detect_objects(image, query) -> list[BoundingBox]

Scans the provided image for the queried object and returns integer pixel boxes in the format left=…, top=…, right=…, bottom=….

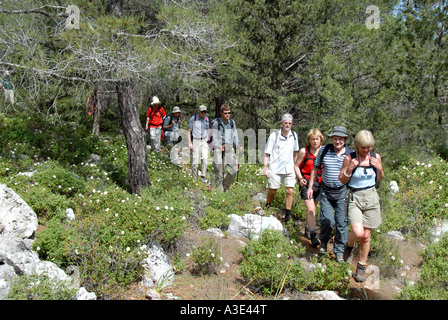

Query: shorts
left=268, top=172, right=296, bottom=189
left=346, top=187, right=382, bottom=228
left=300, top=184, right=321, bottom=201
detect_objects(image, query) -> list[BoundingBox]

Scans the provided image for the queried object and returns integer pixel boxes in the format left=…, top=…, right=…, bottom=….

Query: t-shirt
left=147, top=106, right=166, bottom=127
left=314, top=145, right=348, bottom=189
left=265, top=129, right=299, bottom=174
left=188, top=114, right=209, bottom=139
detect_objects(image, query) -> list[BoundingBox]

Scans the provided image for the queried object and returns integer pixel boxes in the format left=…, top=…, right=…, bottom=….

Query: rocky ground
left=122, top=220, right=424, bottom=301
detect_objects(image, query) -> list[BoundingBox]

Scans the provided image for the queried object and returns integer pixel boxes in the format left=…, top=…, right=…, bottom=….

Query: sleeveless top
left=300, top=146, right=322, bottom=183
left=347, top=153, right=377, bottom=190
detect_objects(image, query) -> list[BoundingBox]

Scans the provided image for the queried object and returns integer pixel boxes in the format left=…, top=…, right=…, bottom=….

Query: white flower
left=211, top=253, right=215, bottom=257
left=277, top=253, right=282, bottom=258
left=428, top=163, right=432, bottom=167
left=121, top=230, right=125, bottom=235
left=126, top=247, right=130, bottom=252
left=53, top=175, right=56, bottom=178
left=391, top=256, right=396, bottom=261
left=156, top=206, right=160, bottom=210
left=429, top=180, right=433, bottom=184
left=170, top=207, right=174, bottom=210
left=165, top=205, right=169, bottom=210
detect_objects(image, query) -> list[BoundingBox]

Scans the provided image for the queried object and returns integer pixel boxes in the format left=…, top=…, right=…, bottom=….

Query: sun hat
left=172, top=106, right=181, bottom=113
left=151, top=96, right=161, bottom=105
left=328, top=126, right=348, bottom=138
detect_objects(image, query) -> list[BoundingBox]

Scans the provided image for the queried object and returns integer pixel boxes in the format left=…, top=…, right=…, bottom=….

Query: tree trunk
left=92, top=88, right=100, bottom=136
left=116, top=79, right=151, bottom=194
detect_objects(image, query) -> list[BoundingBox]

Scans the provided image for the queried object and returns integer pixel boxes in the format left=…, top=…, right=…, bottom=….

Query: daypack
left=162, top=114, right=181, bottom=132
left=318, top=143, right=353, bottom=164
left=208, top=117, right=235, bottom=145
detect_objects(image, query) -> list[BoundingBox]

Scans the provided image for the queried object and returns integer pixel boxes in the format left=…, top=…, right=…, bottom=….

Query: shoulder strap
left=299, top=146, right=309, bottom=170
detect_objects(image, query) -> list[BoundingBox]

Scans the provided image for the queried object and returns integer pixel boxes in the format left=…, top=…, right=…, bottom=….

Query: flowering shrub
left=238, top=229, right=307, bottom=295
left=383, top=156, right=448, bottom=239
left=190, top=236, right=223, bottom=275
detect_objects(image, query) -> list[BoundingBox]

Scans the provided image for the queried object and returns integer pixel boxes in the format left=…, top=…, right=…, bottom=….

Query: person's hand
left=370, top=156, right=382, bottom=171
left=306, top=188, right=313, bottom=200
left=299, top=178, right=307, bottom=187
left=189, top=142, right=193, bottom=150
left=264, top=167, right=269, bottom=178
left=348, top=157, right=359, bottom=172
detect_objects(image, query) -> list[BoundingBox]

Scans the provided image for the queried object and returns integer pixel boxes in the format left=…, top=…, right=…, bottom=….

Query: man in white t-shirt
left=264, top=113, right=300, bottom=222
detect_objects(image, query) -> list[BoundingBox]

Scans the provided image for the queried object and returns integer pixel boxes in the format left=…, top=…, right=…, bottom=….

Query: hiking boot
left=318, top=242, right=327, bottom=254
left=310, top=232, right=320, bottom=248
left=343, top=244, right=354, bottom=262
left=335, top=254, right=344, bottom=263
left=284, top=213, right=291, bottom=223
left=355, top=262, right=367, bottom=282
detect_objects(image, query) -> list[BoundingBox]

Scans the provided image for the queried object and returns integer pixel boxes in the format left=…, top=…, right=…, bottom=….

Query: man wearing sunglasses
left=211, top=104, right=242, bottom=192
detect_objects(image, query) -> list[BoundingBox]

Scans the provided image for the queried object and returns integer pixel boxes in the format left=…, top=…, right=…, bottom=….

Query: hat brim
left=328, top=132, right=348, bottom=138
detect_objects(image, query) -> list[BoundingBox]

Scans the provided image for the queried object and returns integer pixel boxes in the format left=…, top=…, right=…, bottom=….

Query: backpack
left=148, top=106, right=163, bottom=125
left=162, top=114, right=181, bottom=132
left=208, top=118, right=235, bottom=145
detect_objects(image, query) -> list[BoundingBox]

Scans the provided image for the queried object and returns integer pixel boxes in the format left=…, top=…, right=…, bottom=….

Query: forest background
left=1, top=0, right=448, bottom=300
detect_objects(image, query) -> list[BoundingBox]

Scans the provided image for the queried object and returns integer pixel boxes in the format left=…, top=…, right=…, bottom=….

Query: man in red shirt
left=145, top=96, right=166, bottom=152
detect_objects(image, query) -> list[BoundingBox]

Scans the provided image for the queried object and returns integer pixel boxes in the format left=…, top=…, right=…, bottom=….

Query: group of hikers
left=144, top=97, right=385, bottom=283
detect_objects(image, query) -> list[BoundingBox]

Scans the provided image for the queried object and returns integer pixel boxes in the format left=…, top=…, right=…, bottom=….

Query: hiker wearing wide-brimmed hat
left=307, top=126, right=353, bottom=262
left=163, top=106, right=182, bottom=145
left=145, top=96, right=166, bottom=152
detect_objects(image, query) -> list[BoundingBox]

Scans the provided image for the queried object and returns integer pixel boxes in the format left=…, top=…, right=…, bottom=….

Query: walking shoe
left=318, top=242, right=327, bottom=254
left=355, top=262, right=367, bottom=282
left=335, top=254, right=344, bottom=263
left=343, top=244, right=354, bottom=262
left=310, top=232, right=320, bottom=248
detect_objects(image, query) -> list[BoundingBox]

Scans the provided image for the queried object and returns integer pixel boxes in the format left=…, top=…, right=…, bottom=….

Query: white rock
left=0, top=184, right=38, bottom=239
left=140, top=241, right=174, bottom=289
left=389, top=181, right=399, bottom=194
left=76, top=287, right=97, bottom=300
left=312, top=290, right=345, bottom=300
left=228, top=213, right=286, bottom=240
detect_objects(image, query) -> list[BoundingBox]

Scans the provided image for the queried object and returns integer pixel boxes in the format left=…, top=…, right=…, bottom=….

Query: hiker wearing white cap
left=163, top=106, right=182, bottom=145
left=188, top=105, right=210, bottom=183
left=145, top=96, right=166, bottom=152
left=264, top=113, right=300, bottom=223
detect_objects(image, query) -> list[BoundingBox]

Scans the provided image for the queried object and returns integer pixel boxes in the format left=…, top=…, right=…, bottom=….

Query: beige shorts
left=268, top=171, right=296, bottom=189
left=347, top=187, right=382, bottom=229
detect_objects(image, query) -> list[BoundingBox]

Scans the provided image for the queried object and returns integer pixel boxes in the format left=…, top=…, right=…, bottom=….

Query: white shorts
left=268, top=172, right=296, bottom=189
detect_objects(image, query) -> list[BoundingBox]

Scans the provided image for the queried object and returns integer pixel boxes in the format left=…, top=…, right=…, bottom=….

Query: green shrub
left=238, top=229, right=307, bottom=295
left=190, top=236, right=223, bottom=275
left=398, top=234, right=448, bottom=300
left=6, top=274, right=77, bottom=300
left=199, top=206, right=231, bottom=230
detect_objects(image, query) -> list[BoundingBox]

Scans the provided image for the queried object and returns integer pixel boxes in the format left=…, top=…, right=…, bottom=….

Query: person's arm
left=264, top=153, right=270, bottom=178
left=295, top=147, right=306, bottom=187
left=339, top=155, right=355, bottom=184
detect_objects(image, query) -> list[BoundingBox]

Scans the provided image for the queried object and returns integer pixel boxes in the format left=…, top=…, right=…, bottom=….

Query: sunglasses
left=223, top=111, right=231, bottom=115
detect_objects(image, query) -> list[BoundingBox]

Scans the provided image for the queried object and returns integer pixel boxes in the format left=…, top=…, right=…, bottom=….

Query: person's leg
left=191, top=139, right=200, bottom=179
left=284, top=187, right=294, bottom=222
left=319, top=196, right=335, bottom=252
left=333, top=192, right=348, bottom=257
left=200, top=140, right=209, bottom=180
left=305, top=199, right=320, bottom=247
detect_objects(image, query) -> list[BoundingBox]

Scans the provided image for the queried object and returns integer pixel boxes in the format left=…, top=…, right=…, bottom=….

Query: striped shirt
left=314, top=145, right=351, bottom=189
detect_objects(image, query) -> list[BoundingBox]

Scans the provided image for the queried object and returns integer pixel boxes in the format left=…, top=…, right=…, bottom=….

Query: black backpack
left=208, top=118, right=235, bottom=144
